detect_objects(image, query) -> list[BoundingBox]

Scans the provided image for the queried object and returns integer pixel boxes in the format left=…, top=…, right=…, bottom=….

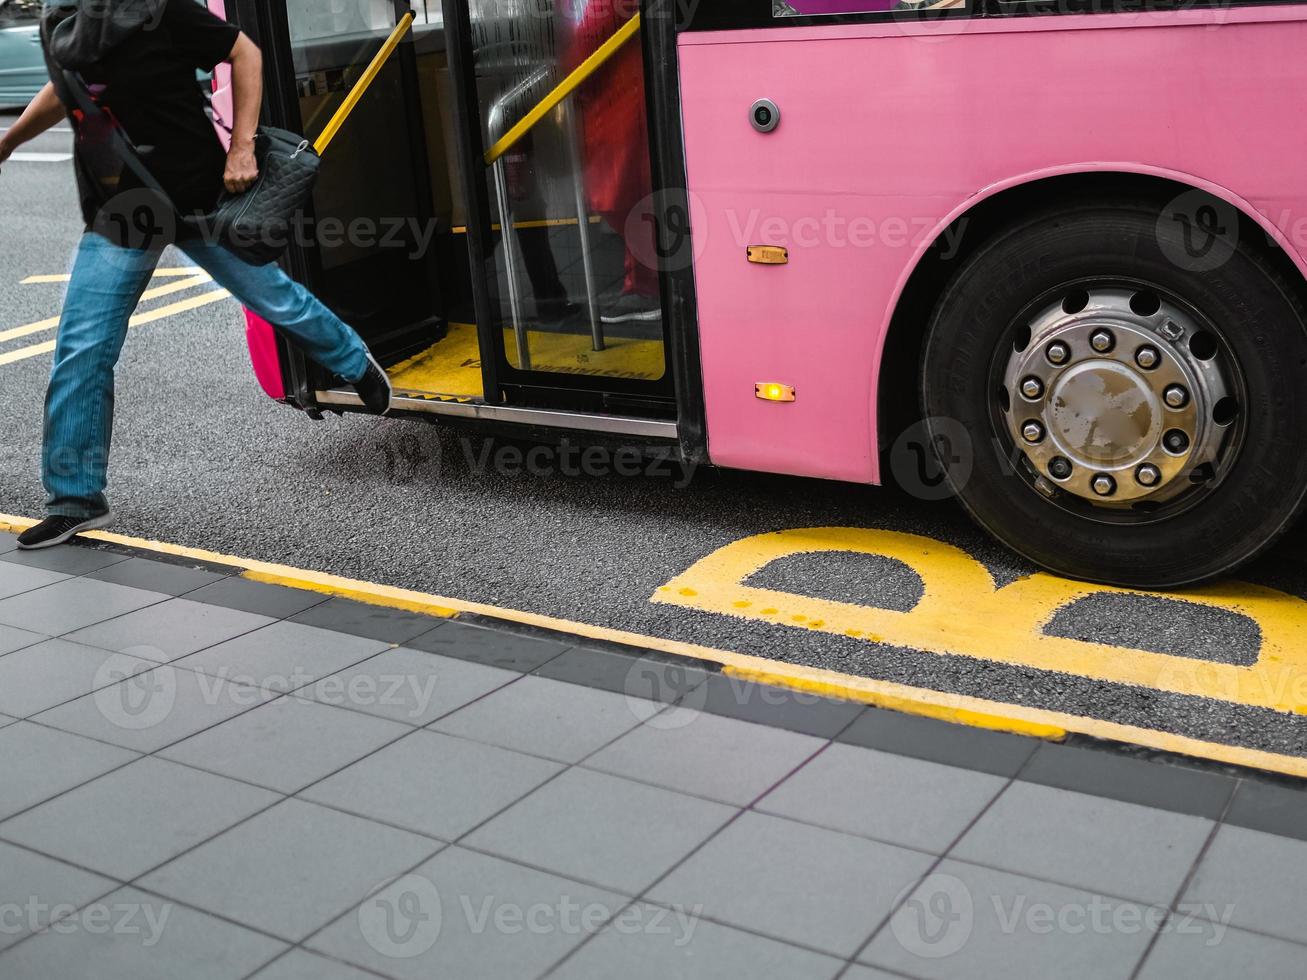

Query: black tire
left=920, top=196, right=1307, bottom=588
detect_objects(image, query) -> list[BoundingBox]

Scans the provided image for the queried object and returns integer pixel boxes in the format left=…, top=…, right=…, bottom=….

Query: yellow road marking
left=1, top=513, right=1306, bottom=778
left=0, top=275, right=213, bottom=344
left=20, top=267, right=205, bottom=285
left=0, top=289, right=231, bottom=366
left=654, top=527, right=1307, bottom=716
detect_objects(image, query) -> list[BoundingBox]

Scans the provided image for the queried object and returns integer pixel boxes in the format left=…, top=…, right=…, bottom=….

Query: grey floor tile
left=861, top=860, right=1157, bottom=980
left=757, top=744, right=1006, bottom=854
left=84, top=557, right=228, bottom=596
left=842, top=968, right=909, bottom=980
left=0, top=640, right=158, bottom=718
left=64, top=598, right=274, bottom=663
left=248, top=950, right=379, bottom=980
left=0, top=578, right=167, bottom=636
left=431, top=674, right=646, bottom=764
left=649, top=811, right=933, bottom=958
left=552, top=906, right=844, bottom=980
left=585, top=712, right=824, bottom=806
left=467, top=767, right=737, bottom=895
left=289, top=597, right=442, bottom=645
left=183, top=576, right=326, bottom=619
left=953, top=781, right=1213, bottom=905
left=309, top=845, right=625, bottom=980
left=173, top=621, right=390, bottom=695
left=535, top=646, right=709, bottom=703
left=0, top=757, right=280, bottom=880
left=1020, top=743, right=1234, bottom=820
left=0, top=532, right=17, bottom=554
left=0, top=623, right=47, bottom=657
left=159, top=695, right=410, bottom=794
left=0, top=713, right=15, bottom=729
left=0, top=886, right=288, bottom=980
left=0, top=841, right=116, bottom=952
left=1136, top=921, right=1307, bottom=978
left=137, top=799, right=440, bottom=943
left=302, top=729, right=561, bottom=840
left=2, top=546, right=128, bottom=576
left=1181, top=824, right=1307, bottom=944
left=697, top=674, right=865, bottom=739
left=301, top=647, right=517, bottom=727
left=0, top=562, right=69, bottom=601
left=1223, top=778, right=1307, bottom=843
left=838, top=709, right=1036, bottom=778
left=407, top=620, right=570, bottom=672
left=33, top=664, right=274, bottom=753
left=0, top=722, right=138, bottom=821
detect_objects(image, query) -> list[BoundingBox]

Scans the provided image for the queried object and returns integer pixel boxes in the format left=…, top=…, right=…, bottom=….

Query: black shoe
left=17, top=511, right=114, bottom=550
left=600, top=294, right=661, bottom=324
left=535, top=298, right=582, bottom=325
left=352, top=353, right=393, bottom=416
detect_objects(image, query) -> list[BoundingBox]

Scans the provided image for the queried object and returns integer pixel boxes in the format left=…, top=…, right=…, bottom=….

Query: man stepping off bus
left=0, top=0, right=393, bottom=550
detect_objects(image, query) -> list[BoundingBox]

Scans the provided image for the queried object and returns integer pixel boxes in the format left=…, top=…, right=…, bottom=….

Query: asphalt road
left=4, top=123, right=1307, bottom=767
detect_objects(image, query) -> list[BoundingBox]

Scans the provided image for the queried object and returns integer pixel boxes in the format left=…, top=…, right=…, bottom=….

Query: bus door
left=439, top=0, right=676, bottom=421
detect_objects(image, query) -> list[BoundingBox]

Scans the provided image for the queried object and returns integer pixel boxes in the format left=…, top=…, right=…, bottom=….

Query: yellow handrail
left=313, top=11, right=416, bottom=156
left=483, top=13, right=641, bottom=165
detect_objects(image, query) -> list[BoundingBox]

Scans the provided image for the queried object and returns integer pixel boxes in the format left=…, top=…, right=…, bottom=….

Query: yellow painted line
left=21, top=267, right=205, bottom=285
left=655, top=527, right=1307, bottom=717
left=2, top=513, right=1307, bottom=778
left=484, top=14, right=641, bottom=165
left=0, top=275, right=212, bottom=345
left=451, top=216, right=603, bottom=235
left=0, top=288, right=231, bottom=366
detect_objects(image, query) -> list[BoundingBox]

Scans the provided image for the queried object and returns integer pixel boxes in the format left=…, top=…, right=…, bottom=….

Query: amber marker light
left=755, top=382, right=796, bottom=402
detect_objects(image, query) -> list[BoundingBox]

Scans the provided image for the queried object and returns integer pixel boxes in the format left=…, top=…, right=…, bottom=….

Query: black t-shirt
left=72, top=0, right=238, bottom=229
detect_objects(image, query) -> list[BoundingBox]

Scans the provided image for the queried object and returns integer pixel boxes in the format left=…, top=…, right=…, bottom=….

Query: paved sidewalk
left=0, top=530, right=1305, bottom=979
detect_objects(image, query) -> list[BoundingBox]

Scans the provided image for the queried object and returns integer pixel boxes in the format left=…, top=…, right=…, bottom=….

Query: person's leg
left=177, top=238, right=370, bottom=382
left=40, top=234, right=160, bottom=520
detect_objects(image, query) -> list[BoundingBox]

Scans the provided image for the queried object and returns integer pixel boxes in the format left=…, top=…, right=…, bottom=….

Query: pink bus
left=214, top=0, right=1307, bottom=588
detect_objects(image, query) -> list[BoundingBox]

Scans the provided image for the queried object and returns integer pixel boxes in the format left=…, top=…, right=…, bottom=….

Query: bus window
left=464, top=0, right=667, bottom=383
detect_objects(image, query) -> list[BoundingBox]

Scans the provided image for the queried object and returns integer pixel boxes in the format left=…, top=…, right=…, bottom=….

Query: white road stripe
left=8, top=152, right=72, bottom=163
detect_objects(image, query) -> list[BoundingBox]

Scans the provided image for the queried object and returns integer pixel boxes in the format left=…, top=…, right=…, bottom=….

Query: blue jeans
left=43, top=232, right=371, bottom=518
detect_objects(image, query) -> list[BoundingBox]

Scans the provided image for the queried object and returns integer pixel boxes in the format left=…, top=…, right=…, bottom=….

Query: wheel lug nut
left=1022, top=421, right=1045, bottom=444
left=1136, top=463, right=1161, bottom=487
left=1164, top=429, right=1191, bottom=454
left=1046, top=342, right=1070, bottom=366
left=1164, top=385, right=1189, bottom=409
left=1048, top=457, right=1073, bottom=480
left=1020, top=377, right=1044, bottom=400
left=1092, top=474, right=1117, bottom=497
left=1135, top=346, right=1160, bottom=370
left=1090, top=329, right=1115, bottom=353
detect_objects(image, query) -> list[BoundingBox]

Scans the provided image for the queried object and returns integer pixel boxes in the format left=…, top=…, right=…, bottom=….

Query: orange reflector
left=747, top=245, right=789, bottom=265
left=755, top=382, right=796, bottom=402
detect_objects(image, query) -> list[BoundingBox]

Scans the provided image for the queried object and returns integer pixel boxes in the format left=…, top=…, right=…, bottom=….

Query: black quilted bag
left=205, top=128, right=321, bottom=266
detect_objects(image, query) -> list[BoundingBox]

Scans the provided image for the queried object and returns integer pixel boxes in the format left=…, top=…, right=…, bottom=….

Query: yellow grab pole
left=483, top=13, right=641, bottom=165
left=313, top=11, right=416, bottom=156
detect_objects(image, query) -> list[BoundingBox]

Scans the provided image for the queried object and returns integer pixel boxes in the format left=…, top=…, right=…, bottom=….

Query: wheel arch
left=875, top=166, right=1307, bottom=453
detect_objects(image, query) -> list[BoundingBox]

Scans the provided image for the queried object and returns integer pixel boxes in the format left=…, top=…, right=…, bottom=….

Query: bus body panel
left=678, top=8, right=1307, bottom=485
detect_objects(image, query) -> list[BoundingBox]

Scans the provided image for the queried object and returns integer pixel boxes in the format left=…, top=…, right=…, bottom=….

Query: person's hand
left=223, top=142, right=258, bottom=194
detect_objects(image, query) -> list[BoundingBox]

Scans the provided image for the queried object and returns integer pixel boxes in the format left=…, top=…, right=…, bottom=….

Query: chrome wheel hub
left=1002, top=287, right=1238, bottom=507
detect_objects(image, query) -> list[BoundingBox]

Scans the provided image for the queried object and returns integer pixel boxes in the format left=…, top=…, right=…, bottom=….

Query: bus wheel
left=920, top=197, right=1307, bottom=588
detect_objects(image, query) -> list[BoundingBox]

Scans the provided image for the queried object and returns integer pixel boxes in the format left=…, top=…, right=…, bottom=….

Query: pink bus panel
left=679, top=8, right=1307, bottom=485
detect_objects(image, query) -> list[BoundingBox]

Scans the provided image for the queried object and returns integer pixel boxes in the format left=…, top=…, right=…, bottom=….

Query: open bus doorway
left=241, top=0, right=673, bottom=414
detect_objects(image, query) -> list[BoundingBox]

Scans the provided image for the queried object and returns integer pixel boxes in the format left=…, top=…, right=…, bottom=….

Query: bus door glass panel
left=465, top=0, right=666, bottom=383
left=283, top=1, right=467, bottom=367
